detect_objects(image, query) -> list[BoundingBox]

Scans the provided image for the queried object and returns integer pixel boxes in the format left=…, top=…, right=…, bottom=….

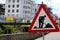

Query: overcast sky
left=33, top=0, right=60, bottom=18
left=0, top=0, right=60, bottom=18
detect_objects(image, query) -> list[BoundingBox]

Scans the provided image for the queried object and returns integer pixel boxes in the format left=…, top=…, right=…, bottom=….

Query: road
left=35, top=32, right=60, bottom=40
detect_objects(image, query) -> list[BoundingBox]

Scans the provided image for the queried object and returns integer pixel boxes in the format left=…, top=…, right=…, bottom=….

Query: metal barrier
left=0, top=23, right=31, bottom=25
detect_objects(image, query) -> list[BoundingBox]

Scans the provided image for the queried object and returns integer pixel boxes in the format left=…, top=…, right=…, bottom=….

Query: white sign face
left=32, top=9, right=55, bottom=30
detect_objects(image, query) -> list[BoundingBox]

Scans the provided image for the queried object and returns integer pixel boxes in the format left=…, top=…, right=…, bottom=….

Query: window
left=28, top=11, right=30, bottom=13
left=13, top=0, right=15, bottom=3
left=8, top=0, right=11, bottom=2
left=25, top=11, right=27, bottom=13
left=12, top=5, right=15, bottom=8
left=24, top=1, right=25, bottom=3
left=28, top=2, right=30, bottom=4
left=16, top=9, right=19, bottom=12
left=23, top=6, right=28, bottom=9
left=28, top=7, right=30, bottom=9
left=12, top=9, right=14, bottom=13
left=17, top=0, right=19, bottom=2
left=8, top=10, right=10, bottom=13
left=23, top=6, right=25, bottom=8
left=8, top=5, right=10, bottom=8
left=17, top=5, right=19, bottom=7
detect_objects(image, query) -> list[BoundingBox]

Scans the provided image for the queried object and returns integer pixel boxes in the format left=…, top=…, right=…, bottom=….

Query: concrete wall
left=0, top=32, right=42, bottom=40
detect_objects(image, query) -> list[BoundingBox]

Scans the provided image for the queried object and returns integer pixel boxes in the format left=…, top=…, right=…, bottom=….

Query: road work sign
left=28, top=3, right=59, bottom=32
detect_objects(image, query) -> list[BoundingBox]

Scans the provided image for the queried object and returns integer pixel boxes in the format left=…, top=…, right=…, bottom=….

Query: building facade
left=0, top=4, right=5, bottom=19
left=31, top=1, right=37, bottom=20
left=5, top=0, right=37, bottom=20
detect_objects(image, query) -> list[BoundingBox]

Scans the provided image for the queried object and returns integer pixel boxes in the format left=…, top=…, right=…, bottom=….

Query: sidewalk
left=35, top=32, right=60, bottom=40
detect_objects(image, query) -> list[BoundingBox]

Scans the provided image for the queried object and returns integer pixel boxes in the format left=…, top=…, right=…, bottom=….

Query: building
left=53, top=14, right=60, bottom=26
left=5, top=0, right=37, bottom=20
left=52, top=14, right=58, bottom=21
left=0, top=4, right=5, bottom=19
left=56, top=18, right=60, bottom=23
left=0, top=4, right=5, bottom=15
left=37, top=4, right=52, bottom=14
left=0, top=7, right=5, bottom=15
left=30, top=1, right=37, bottom=20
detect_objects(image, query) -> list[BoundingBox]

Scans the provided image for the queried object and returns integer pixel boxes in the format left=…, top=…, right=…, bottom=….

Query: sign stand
left=42, top=32, right=45, bottom=40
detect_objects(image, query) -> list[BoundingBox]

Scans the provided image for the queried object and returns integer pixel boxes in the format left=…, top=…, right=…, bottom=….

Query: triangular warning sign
left=28, top=3, right=59, bottom=32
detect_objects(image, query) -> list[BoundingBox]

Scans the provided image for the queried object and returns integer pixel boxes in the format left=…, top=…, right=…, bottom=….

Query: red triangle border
left=28, top=3, right=59, bottom=32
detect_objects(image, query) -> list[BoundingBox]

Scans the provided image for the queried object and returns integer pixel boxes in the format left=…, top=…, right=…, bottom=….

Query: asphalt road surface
left=35, top=32, right=60, bottom=40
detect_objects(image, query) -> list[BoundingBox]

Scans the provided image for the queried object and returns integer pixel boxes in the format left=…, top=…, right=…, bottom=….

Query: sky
left=0, top=0, right=60, bottom=18
left=33, top=0, right=60, bottom=18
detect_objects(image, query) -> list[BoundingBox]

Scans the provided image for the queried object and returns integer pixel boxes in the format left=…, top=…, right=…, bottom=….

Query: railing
left=0, top=23, right=31, bottom=25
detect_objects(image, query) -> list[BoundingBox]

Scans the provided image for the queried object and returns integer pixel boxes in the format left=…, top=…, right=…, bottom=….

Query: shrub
left=0, top=28, right=3, bottom=34
left=4, top=25, right=14, bottom=34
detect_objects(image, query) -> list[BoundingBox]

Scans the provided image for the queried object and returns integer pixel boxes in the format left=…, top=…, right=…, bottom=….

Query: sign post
left=42, top=32, right=44, bottom=40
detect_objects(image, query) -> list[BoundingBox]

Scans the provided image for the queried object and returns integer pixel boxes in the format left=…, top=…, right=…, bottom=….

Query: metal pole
left=7, top=29, right=8, bottom=34
left=14, top=19, right=16, bottom=27
left=42, top=32, right=44, bottom=40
